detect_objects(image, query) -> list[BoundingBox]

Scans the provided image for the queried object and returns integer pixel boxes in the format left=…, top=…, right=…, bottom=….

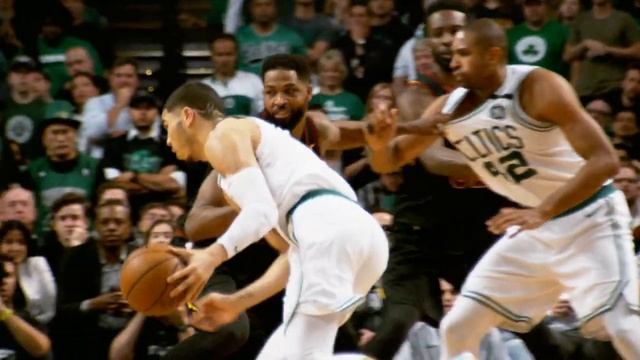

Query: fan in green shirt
left=236, top=0, right=307, bottom=75
left=310, top=50, right=364, bottom=121
left=507, top=0, right=570, bottom=77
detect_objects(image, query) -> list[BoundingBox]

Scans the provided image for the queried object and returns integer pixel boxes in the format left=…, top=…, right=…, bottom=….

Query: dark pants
left=163, top=273, right=250, bottom=359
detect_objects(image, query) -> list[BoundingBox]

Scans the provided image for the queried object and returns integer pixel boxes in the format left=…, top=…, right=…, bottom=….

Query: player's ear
left=306, top=84, right=313, bottom=102
left=487, top=46, right=504, bottom=65
left=182, top=107, right=195, bottom=127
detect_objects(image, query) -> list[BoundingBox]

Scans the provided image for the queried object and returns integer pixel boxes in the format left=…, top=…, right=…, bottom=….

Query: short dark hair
left=96, top=199, right=130, bottom=217
left=425, top=0, right=467, bottom=18
left=210, top=33, right=238, bottom=49
left=112, top=57, right=139, bottom=72
left=462, top=18, right=507, bottom=52
left=164, top=82, right=225, bottom=119
left=349, top=0, right=369, bottom=10
left=626, top=62, right=640, bottom=74
left=139, top=202, right=170, bottom=219
left=261, top=54, right=311, bottom=83
left=144, top=219, right=175, bottom=245
left=51, top=192, right=90, bottom=218
left=97, top=182, right=129, bottom=202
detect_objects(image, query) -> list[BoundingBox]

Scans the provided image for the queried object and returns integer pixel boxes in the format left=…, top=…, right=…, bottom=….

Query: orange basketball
left=120, top=244, right=184, bottom=316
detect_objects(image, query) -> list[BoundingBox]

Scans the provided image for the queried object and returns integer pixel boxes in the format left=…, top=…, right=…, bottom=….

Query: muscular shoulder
left=519, top=68, right=581, bottom=124
left=205, top=117, right=260, bottom=173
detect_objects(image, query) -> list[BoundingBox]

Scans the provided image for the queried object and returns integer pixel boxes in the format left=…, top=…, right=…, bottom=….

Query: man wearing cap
left=21, top=109, right=103, bottom=236
left=507, top=0, right=570, bottom=77
left=102, top=91, right=185, bottom=215
left=1, top=56, right=48, bottom=171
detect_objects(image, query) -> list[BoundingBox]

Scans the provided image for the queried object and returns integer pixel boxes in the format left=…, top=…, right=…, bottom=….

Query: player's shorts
left=283, top=190, right=389, bottom=327
left=461, top=185, right=640, bottom=334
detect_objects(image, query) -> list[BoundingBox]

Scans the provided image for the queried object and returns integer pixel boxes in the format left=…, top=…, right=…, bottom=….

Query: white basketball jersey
left=442, top=65, right=586, bottom=208
left=219, top=117, right=357, bottom=226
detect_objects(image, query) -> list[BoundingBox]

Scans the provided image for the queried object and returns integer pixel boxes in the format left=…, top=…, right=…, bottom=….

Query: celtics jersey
left=1, top=98, right=47, bottom=162
left=442, top=65, right=585, bottom=208
left=201, top=71, right=264, bottom=116
left=236, top=24, right=307, bottom=75
left=507, top=20, right=570, bottom=77
left=310, top=91, right=365, bottom=121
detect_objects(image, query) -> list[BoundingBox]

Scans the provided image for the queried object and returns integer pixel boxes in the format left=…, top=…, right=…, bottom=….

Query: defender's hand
left=190, top=293, right=243, bottom=332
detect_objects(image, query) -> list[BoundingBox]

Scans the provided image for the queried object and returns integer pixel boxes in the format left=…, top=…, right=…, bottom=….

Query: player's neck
left=470, top=68, right=506, bottom=100
left=321, top=84, right=343, bottom=95
left=291, top=116, right=308, bottom=139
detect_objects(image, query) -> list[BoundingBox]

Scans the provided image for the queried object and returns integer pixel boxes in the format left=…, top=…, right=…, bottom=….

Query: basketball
left=120, top=243, right=185, bottom=316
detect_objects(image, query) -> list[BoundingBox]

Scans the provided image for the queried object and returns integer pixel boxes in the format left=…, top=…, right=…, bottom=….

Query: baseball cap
left=40, top=101, right=81, bottom=131
left=130, top=90, right=161, bottom=109
left=9, top=55, right=37, bottom=73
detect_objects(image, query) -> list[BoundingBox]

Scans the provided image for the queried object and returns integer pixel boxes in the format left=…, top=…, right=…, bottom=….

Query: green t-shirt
left=570, top=10, right=640, bottom=97
left=508, top=20, right=570, bottom=77
left=236, top=24, right=307, bottom=75
left=28, top=154, right=101, bottom=236
left=37, top=36, right=104, bottom=96
left=310, top=91, right=365, bottom=121
left=1, top=98, right=47, bottom=162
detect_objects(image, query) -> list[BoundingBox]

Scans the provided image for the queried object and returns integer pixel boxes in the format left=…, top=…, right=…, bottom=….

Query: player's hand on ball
left=486, top=207, right=549, bottom=235
left=364, top=103, right=398, bottom=151
left=190, top=293, right=242, bottom=332
left=167, top=248, right=220, bottom=305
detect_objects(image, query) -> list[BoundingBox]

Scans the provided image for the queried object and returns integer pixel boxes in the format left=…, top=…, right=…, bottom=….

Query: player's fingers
left=487, top=213, right=522, bottom=234
left=169, top=274, right=194, bottom=298
left=167, top=264, right=193, bottom=284
left=168, top=247, right=192, bottom=264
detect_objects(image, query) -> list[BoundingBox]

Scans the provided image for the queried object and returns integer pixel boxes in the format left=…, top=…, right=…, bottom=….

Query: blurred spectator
left=614, top=164, right=640, bottom=234
left=64, top=46, right=95, bottom=77
left=0, top=0, right=22, bottom=58
left=507, top=0, right=570, bottom=77
left=201, top=33, right=264, bottom=116
left=310, top=50, right=365, bottom=121
left=332, top=0, right=396, bottom=101
left=166, top=201, right=186, bottom=222
left=286, top=0, right=339, bottom=62
left=0, top=255, right=52, bottom=359
left=236, top=0, right=307, bottom=75
left=81, top=58, right=139, bottom=158
left=1, top=56, right=47, bottom=170
left=55, top=200, right=133, bottom=360
left=325, top=0, right=351, bottom=29
left=357, top=171, right=403, bottom=213
left=0, top=187, right=36, bottom=231
left=557, top=0, right=581, bottom=26
left=40, top=192, right=91, bottom=280
left=617, top=0, right=640, bottom=26
left=36, top=10, right=103, bottom=97
left=410, top=37, right=457, bottom=96
left=134, top=203, right=172, bottom=246
left=468, top=0, right=522, bottom=29
left=68, top=72, right=102, bottom=115
left=392, top=0, right=467, bottom=94
left=597, top=63, right=640, bottom=120
left=28, top=69, right=76, bottom=120
left=96, top=182, right=130, bottom=208
left=0, top=221, right=56, bottom=325
left=22, top=110, right=103, bottom=237
left=60, top=0, right=113, bottom=67
left=102, top=91, right=185, bottom=215
left=611, top=110, right=640, bottom=159
left=564, top=0, right=640, bottom=99
left=368, top=0, right=413, bottom=52
left=585, top=98, right=614, bottom=135
left=145, top=219, right=175, bottom=246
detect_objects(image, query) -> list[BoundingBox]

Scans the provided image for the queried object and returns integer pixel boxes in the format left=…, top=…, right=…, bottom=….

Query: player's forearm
left=419, top=143, right=474, bottom=178
left=536, top=155, right=619, bottom=219
left=109, top=313, right=146, bottom=360
left=368, top=135, right=440, bottom=174
left=367, top=143, right=404, bottom=174
left=329, top=121, right=367, bottom=150
left=136, top=173, right=181, bottom=193
left=229, top=253, right=289, bottom=311
left=185, top=206, right=237, bottom=241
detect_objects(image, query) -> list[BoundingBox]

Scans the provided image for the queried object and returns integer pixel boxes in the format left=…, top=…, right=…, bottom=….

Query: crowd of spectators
left=1, top=0, right=640, bottom=359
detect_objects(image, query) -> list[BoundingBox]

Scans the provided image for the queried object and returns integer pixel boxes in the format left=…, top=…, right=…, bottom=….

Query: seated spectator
left=201, top=34, right=264, bottom=116
left=614, top=164, right=640, bottom=243
left=21, top=110, right=103, bottom=237
left=310, top=50, right=365, bottom=121
left=63, top=46, right=108, bottom=96
left=28, top=69, right=76, bottom=118
left=40, top=193, right=91, bottom=280
left=102, top=91, right=185, bottom=215
left=0, top=255, right=52, bottom=359
left=236, top=0, right=307, bottom=75
left=1, top=56, right=47, bottom=170
left=333, top=0, right=396, bottom=101
left=585, top=98, right=614, bottom=135
left=61, top=0, right=112, bottom=66
left=0, top=187, right=36, bottom=232
left=96, top=182, right=130, bottom=208
left=68, top=72, right=103, bottom=115
left=611, top=110, right=640, bottom=160
left=54, top=200, right=134, bottom=360
left=0, top=221, right=56, bottom=325
left=368, top=0, right=413, bottom=52
left=597, top=63, right=640, bottom=119
left=36, top=9, right=103, bottom=97
left=357, top=171, right=403, bottom=214
left=286, top=0, right=339, bottom=62
left=166, top=201, right=186, bottom=222
left=134, top=203, right=172, bottom=246
left=145, top=220, right=175, bottom=246
left=81, top=58, right=139, bottom=158
left=468, top=0, right=523, bottom=29
left=563, top=0, right=640, bottom=99
left=507, top=0, right=569, bottom=77
left=557, top=0, right=581, bottom=26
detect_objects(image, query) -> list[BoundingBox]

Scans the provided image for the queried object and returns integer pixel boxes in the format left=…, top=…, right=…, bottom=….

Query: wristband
left=0, top=308, right=14, bottom=322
